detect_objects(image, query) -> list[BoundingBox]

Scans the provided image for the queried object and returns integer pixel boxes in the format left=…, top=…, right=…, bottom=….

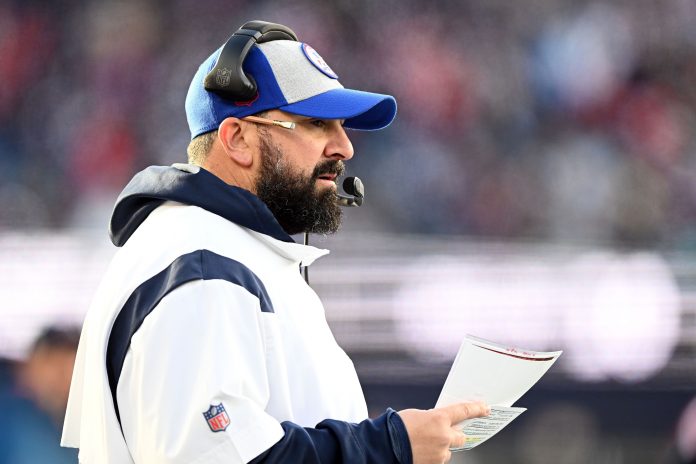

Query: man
left=62, top=21, right=488, bottom=463
left=0, top=326, right=80, bottom=464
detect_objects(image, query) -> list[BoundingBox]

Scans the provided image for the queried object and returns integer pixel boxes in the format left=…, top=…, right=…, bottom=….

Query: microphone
left=336, top=176, right=364, bottom=207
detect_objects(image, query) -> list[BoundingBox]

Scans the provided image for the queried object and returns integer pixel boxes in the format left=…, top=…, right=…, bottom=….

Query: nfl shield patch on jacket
left=203, top=403, right=230, bottom=432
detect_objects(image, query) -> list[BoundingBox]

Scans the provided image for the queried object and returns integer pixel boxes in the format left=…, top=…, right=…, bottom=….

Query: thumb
left=450, top=430, right=467, bottom=449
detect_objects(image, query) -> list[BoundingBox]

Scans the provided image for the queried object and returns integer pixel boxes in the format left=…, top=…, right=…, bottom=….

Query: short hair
left=187, top=130, right=218, bottom=165
left=31, top=326, right=81, bottom=354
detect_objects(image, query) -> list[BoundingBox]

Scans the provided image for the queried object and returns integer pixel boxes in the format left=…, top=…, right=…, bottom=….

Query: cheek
left=295, top=154, right=323, bottom=179
left=271, top=136, right=325, bottom=178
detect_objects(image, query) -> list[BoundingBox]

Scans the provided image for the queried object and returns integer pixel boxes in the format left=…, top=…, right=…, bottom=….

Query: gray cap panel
left=258, top=41, right=343, bottom=104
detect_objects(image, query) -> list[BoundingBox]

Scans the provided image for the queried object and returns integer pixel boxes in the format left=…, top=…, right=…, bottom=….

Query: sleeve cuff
left=386, top=408, right=413, bottom=464
left=249, top=409, right=413, bottom=464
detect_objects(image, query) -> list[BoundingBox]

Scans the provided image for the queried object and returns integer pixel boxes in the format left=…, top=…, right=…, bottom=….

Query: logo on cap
left=203, top=403, right=230, bottom=432
left=301, top=43, right=338, bottom=79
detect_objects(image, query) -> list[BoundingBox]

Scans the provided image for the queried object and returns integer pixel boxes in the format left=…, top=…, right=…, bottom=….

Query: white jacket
left=62, top=165, right=368, bottom=463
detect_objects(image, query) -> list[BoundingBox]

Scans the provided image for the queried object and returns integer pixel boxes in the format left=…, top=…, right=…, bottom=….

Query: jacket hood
left=109, top=164, right=294, bottom=247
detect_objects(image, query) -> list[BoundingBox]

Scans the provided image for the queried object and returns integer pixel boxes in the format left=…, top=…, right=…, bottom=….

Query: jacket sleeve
left=249, top=408, right=413, bottom=464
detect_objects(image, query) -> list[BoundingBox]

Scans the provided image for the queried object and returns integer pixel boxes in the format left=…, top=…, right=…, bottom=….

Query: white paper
left=453, top=406, right=526, bottom=450
left=436, top=335, right=562, bottom=450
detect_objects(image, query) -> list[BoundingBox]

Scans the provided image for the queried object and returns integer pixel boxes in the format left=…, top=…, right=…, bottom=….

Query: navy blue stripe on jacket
left=105, top=249, right=273, bottom=424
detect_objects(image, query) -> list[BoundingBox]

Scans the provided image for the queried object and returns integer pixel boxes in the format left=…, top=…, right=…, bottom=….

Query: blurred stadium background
left=2, top=0, right=696, bottom=462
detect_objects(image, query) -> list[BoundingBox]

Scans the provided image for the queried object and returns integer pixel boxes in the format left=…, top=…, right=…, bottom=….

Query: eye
left=309, top=119, right=327, bottom=129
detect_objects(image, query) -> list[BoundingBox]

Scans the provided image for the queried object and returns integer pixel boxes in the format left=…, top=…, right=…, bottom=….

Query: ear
left=218, top=117, right=254, bottom=167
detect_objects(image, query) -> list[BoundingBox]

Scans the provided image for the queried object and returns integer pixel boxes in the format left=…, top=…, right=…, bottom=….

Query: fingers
left=442, top=401, right=490, bottom=425
left=449, top=429, right=467, bottom=449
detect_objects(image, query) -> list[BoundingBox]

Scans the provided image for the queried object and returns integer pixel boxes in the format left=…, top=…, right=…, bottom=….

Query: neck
left=201, top=149, right=257, bottom=194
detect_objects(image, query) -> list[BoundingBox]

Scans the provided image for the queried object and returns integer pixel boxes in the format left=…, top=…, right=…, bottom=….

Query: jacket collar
left=249, top=230, right=330, bottom=266
left=110, top=164, right=294, bottom=246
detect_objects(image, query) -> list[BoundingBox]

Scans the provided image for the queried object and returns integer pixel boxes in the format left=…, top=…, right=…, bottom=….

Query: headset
left=204, top=20, right=298, bottom=101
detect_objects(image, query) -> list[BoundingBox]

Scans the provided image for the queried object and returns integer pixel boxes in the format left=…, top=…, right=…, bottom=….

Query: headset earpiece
left=204, top=21, right=298, bottom=101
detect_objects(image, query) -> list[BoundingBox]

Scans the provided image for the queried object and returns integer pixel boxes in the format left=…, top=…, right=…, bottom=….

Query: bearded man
left=62, top=21, right=488, bottom=464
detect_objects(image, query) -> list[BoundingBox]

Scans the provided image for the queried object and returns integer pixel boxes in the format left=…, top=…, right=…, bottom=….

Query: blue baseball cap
left=185, top=40, right=397, bottom=139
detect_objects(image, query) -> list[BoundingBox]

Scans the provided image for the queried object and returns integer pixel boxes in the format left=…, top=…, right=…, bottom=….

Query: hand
left=397, top=402, right=490, bottom=464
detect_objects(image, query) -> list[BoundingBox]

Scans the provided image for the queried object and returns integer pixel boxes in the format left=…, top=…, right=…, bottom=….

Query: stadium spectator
left=0, top=326, right=80, bottom=464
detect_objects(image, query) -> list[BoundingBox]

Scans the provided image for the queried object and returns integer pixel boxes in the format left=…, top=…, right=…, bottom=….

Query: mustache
left=312, top=160, right=345, bottom=179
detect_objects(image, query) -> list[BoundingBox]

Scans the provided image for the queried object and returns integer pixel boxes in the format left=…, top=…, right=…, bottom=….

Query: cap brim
left=279, top=88, right=397, bottom=131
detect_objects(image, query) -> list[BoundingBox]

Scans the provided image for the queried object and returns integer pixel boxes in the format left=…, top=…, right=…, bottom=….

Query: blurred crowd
left=0, top=0, right=690, bottom=241
left=3, top=0, right=696, bottom=249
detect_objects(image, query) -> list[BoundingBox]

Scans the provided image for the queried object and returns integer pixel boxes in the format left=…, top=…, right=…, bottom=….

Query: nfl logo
left=215, top=67, right=232, bottom=87
left=203, top=403, right=230, bottom=432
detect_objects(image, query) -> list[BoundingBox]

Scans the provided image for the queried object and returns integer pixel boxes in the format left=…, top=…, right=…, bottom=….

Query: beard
left=254, top=132, right=345, bottom=236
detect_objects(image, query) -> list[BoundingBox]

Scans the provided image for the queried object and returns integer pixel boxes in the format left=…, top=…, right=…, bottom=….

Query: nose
left=324, top=122, right=354, bottom=161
